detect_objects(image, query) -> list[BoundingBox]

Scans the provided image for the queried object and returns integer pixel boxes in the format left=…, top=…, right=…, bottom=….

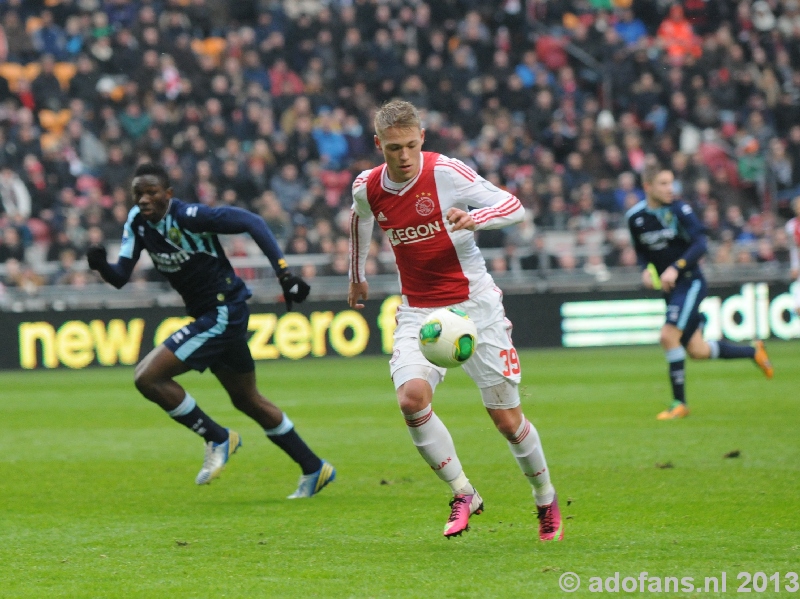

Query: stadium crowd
left=0, top=0, right=797, bottom=292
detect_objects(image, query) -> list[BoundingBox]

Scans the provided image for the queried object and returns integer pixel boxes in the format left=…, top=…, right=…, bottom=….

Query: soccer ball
left=418, top=307, right=478, bottom=368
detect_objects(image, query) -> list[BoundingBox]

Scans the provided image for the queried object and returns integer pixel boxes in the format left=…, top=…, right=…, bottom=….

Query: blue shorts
left=664, top=277, right=707, bottom=346
left=163, top=302, right=255, bottom=373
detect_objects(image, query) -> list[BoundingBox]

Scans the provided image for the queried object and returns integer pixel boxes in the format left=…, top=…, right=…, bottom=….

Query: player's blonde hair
left=374, top=100, right=421, bottom=138
left=642, top=161, right=669, bottom=184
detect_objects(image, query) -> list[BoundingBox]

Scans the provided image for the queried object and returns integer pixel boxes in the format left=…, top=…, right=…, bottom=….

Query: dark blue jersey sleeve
left=98, top=207, right=143, bottom=288
left=673, top=202, right=707, bottom=271
left=179, top=204, right=288, bottom=275
left=95, top=257, right=137, bottom=288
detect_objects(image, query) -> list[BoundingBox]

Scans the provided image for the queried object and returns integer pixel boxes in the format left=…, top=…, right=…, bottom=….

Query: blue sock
left=707, top=340, right=755, bottom=360
left=265, top=414, right=322, bottom=475
left=666, top=347, right=686, bottom=404
left=167, top=393, right=228, bottom=444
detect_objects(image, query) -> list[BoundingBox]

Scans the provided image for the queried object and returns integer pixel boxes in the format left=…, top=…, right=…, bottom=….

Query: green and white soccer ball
left=418, top=307, right=478, bottom=368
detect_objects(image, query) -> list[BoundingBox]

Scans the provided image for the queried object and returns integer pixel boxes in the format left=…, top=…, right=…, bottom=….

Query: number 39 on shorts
left=500, top=349, right=520, bottom=376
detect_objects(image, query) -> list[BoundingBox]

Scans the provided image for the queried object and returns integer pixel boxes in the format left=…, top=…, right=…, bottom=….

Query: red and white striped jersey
left=349, top=151, right=524, bottom=307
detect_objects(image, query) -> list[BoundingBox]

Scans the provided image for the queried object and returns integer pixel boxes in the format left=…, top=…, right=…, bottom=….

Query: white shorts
left=390, top=286, right=522, bottom=390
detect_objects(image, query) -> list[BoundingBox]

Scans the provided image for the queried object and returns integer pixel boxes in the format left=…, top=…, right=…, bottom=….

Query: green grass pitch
left=1, top=343, right=798, bottom=598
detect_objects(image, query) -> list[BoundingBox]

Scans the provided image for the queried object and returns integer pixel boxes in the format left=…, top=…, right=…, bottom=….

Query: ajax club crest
left=415, top=193, right=435, bottom=216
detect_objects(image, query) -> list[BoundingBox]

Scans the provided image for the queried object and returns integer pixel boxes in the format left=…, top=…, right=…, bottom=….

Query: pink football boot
left=537, top=493, right=564, bottom=541
left=443, top=490, right=484, bottom=538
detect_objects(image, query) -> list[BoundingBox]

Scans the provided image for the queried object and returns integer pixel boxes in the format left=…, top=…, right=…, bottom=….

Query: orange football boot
left=657, top=401, right=690, bottom=420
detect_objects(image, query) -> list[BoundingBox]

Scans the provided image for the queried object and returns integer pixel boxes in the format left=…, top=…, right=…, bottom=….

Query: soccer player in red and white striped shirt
left=348, top=100, right=563, bottom=540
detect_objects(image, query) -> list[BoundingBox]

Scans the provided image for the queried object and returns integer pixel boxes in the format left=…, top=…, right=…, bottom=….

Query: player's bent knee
left=133, top=368, right=158, bottom=399
left=687, top=345, right=709, bottom=360
left=396, top=379, right=431, bottom=414
left=659, top=327, right=681, bottom=349
left=133, top=363, right=170, bottom=401
left=480, top=380, right=520, bottom=410
left=230, top=392, right=261, bottom=412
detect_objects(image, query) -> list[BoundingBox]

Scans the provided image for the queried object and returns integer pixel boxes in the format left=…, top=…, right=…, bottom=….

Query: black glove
left=278, top=271, right=310, bottom=311
left=86, top=245, right=108, bottom=270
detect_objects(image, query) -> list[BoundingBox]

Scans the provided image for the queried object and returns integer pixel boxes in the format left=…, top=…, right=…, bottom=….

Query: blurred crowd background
left=0, top=0, right=798, bottom=295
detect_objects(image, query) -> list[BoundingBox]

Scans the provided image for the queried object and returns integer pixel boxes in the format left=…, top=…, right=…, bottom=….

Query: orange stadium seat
left=53, top=62, right=77, bottom=90
left=25, top=16, right=43, bottom=34
left=0, top=62, right=24, bottom=92
left=23, top=62, right=41, bottom=81
left=39, top=109, right=72, bottom=134
left=191, top=37, right=227, bottom=64
left=39, top=132, right=64, bottom=152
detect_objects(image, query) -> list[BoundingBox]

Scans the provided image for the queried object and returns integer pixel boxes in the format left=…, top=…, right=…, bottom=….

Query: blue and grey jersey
left=100, top=199, right=286, bottom=317
left=626, top=199, right=707, bottom=283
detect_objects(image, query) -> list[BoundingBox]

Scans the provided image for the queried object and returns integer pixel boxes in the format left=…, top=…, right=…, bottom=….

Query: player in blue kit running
left=87, top=163, right=335, bottom=497
left=627, top=163, right=773, bottom=420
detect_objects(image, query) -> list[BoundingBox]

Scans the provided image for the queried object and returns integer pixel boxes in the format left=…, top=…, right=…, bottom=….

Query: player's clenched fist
left=86, top=245, right=108, bottom=270
left=278, top=271, right=310, bottom=311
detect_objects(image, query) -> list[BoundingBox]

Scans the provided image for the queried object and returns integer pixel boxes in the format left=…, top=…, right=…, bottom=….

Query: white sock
left=507, top=417, right=555, bottom=506
left=405, top=405, right=472, bottom=493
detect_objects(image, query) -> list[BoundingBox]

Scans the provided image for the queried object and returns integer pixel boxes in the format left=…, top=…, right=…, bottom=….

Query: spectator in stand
left=614, top=172, right=645, bottom=212
left=657, top=5, right=702, bottom=61
left=66, top=119, right=108, bottom=175
left=312, top=108, right=348, bottom=170
left=46, top=229, right=81, bottom=262
left=0, top=167, right=32, bottom=220
left=615, top=8, right=648, bottom=47
left=32, top=10, right=66, bottom=60
left=31, top=54, right=65, bottom=110
left=2, top=258, right=45, bottom=293
left=270, top=163, right=308, bottom=215
left=766, top=138, right=799, bottom=203
left=0, top=227, right=26, bottom=263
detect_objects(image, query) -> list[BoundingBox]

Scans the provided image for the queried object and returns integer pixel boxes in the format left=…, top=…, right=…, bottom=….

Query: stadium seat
left=53, top=62, right=77, bottom=90
left=23, top=62, right=41, bottom=82
left=39, top=132, right=64, bottom=152
left=25, top=16, right=43, bottom=34
left=191, top=37, right=227, bottom=65
left=0, top=62, right=24, bottom=92
left=39, top=109, right=72, bottom=134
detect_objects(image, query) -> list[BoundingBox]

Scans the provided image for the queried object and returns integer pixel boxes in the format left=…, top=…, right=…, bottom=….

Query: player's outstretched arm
left=86, top=245, right=136, bottom=288
left=187, top=204, right=310, bottom=311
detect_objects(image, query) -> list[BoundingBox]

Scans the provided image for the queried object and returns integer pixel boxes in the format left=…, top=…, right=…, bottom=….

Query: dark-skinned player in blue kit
left=627, top=162, right=773, bottom=420
left=87, top=163, right=335, bottom=497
